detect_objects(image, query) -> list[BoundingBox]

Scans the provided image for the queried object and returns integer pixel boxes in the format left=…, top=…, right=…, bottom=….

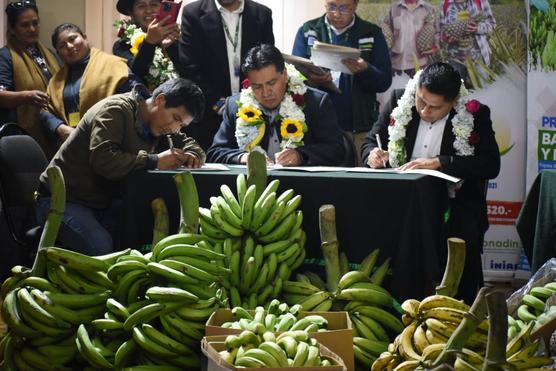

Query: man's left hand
left=398, top=157, right=441, bottom=171
left=181, top=152, right=204, bottom=168
left=342, top=58, right=368, bottom=74
left=275, top=148, right=302, bottom=167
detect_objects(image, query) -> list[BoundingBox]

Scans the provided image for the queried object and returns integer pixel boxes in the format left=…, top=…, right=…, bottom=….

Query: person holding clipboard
left=292, top=0, right=392, bottom=166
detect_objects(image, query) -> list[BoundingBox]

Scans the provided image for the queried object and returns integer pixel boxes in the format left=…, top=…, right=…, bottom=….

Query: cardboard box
left=205, top=310, right=354, bottom=371
left=202, top=335, right=347, bottom=371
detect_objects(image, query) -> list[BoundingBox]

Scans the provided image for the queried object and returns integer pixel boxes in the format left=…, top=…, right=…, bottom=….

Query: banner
left=357, top=0, right=528, bottom=281
left=526, top=0, right=556, bottom=189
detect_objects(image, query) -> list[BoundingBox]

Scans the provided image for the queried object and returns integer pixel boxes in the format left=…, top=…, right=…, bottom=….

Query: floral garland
left=114, top=19, right=178, bottom=90
left=387, top=69, right=479, bottom=167
left=235, top=64, right=308, bottom=152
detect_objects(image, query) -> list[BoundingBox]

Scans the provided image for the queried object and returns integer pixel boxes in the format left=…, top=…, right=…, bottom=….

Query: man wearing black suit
left=362, top=62, right=500, bottom=303
left=207, top=44, right=345, bottom=166
left=179, top=0, right=274, bottom=150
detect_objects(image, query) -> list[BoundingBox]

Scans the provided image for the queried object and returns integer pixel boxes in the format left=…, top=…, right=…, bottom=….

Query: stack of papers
left=310, top=41, right=361, bottom=74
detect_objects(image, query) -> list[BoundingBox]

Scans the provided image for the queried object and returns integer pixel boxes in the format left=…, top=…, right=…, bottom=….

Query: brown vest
left=46, top=47, right=129, bottom=125
left=9, top=39, right=60, bottom=159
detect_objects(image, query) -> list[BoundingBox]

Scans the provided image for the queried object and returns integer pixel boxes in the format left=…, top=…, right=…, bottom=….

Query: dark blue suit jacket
left=207, top=87, right=345, bottom=165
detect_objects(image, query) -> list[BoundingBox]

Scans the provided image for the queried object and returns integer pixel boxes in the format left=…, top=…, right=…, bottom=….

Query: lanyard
left=326, top=24, right=350, bottom=46
left=222, top=14, right=242, bottom=53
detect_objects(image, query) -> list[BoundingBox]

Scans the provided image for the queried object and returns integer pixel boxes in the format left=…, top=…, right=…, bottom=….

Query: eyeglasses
left=326, top=3, right=352, bottom=14
left=7, top=0, right=36, bottom=10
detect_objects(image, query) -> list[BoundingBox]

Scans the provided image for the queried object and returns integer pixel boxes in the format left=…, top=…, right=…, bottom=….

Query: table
left=121, top=167, right=449, bottom=300
left=516, top=170, right=556, bottom=272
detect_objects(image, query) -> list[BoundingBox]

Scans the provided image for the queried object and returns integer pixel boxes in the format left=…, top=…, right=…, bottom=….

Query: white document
left=310, top=41, right=361, bottom=75
left=345, top=167, right=461, bottom=183
left=195, top=163, right=230, bottom=171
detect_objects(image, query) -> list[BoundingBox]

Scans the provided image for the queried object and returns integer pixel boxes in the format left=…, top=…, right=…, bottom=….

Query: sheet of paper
left=195, top=163, right=230, bottom=171
left=344, top=167, right=461, bottom=183
left=310, top=41, right=361, bottom=75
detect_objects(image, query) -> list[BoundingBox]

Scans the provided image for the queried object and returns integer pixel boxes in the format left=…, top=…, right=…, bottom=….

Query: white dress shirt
left=410, top=114, right=448, bottom=160
left=215, top=0, right=244, bottom=95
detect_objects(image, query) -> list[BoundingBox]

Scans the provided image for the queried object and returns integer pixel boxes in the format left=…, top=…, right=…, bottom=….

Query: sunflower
left=238, top=106, right=263, bottom=124
left=130, top=33, right=146, bottom=56
left=280, top=118, right=305, bottom=139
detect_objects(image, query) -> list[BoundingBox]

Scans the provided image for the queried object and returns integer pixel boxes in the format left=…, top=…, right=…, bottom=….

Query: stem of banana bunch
left=319, top=205, right=341, bottom=292
left=246, top=151, right=267, bottom=201
left=435, top=237, right=466, bottom=298
left=482, top=291, right=508, bottom=371
left=174, top=171, right=199, bottom=234
left=432, top=287, right=489, bottom=367
left=31, top=165, right=66, bottom=277
left=151, top=198, right=169, bottom=246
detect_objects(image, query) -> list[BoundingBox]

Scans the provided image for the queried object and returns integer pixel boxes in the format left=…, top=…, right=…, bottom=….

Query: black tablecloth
left=121, top=167, right=449, bottom=300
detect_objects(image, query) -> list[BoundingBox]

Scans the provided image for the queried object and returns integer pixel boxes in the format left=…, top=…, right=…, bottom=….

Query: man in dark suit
left=207, top=44, right=345, bottom=166
left=362, top=62, right=500, bottom=303
left=179, top=0, right=274, bottom=150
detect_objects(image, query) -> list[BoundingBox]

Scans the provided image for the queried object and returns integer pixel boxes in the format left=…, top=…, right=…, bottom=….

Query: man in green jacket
left=37, top=78, right=206, bottom=255
left=292, top=0, right=392, bottom=166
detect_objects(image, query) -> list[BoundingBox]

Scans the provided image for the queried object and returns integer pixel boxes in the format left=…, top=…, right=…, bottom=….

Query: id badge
left=68, top=112, right=80, bottom=127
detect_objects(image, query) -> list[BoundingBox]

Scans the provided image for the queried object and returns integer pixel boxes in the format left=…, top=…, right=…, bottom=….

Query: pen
left=167, top=134, right=174, bottom=150
left=284, top=137, right=293, bottom=149
left=375, top=134, right=387, bottom=168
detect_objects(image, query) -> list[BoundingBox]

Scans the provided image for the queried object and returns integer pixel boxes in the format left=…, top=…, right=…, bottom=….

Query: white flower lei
left=235, top=64, right=307, bottom=151
left=387, top=70, right=475, bottom=168
left=114, top=20, right=178, bottom=90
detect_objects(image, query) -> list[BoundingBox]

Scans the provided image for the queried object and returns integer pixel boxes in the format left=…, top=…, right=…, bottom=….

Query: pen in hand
left=166, top=134, right=174, bottom=150
left=375, top=134, right=387, bottom=168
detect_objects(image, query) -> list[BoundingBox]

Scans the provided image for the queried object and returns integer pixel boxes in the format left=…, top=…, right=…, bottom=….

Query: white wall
left=1, top=0, right=323, bottom=54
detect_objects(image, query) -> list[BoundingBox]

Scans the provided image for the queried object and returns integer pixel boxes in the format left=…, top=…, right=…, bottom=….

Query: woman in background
left=41, top=23, right=139, bottom=143
left=0, top=0, right=60, bottom=158
left=113, top=0, right=180, bottom=87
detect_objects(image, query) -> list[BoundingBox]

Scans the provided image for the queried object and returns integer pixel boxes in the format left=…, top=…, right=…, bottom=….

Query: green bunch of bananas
left=221, top=299, right=328, bottom=334
left=199, top=175, right=307, bottom=309
left=0, top=240, right=230, bottom=369
left=218, top=329, right=338, bottom=368
left=0, top=247, right=121, bottom=369
left=281, top=249, right=403, bottom=370
left=511, top=281, right=556, bottom=336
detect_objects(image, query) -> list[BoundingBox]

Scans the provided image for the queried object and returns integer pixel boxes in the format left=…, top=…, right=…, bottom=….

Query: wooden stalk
left=31, top=166, right=66, bottom=278
left=436, top=237, right=466, bottom=297
left=246, top=151, right=267, bottom=200
left=151, top=198, right=169, bottom=246
left=482, top=291, right=508, bottom=371
left=319, top=204, right=341, bottom=292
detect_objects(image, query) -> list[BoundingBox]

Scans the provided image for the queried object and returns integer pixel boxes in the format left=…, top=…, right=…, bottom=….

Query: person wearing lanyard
left=40, top=23, right=140, bottom=143
left=292, top=0, right=392, bottom=166
left=0, top=0, right=60, bottom=159
left=178, top=0, right=274, bottom=151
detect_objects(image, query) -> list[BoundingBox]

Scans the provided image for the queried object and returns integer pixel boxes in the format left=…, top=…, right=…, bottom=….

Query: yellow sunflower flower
left=238, top=106, right=262, bottom=124
left=130, top=33, right=146, bottom=56
left=280, top=118, right=304, bottom=139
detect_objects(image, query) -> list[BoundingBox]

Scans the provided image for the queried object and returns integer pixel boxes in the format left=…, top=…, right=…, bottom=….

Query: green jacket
left=39, top=86, right=205, bottom=209
left=292, top=14, right=392, bottom=132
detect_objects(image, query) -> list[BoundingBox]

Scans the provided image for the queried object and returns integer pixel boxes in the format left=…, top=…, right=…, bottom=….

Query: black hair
left=5, top=0, right=38, bottom=28
left=51, top=23, right=84, bottom=49
left=152, top=78, right=205, bottom=122
left=241, top=44, right=285, bottom=76
left=418, top=62, right=462, bottom=102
